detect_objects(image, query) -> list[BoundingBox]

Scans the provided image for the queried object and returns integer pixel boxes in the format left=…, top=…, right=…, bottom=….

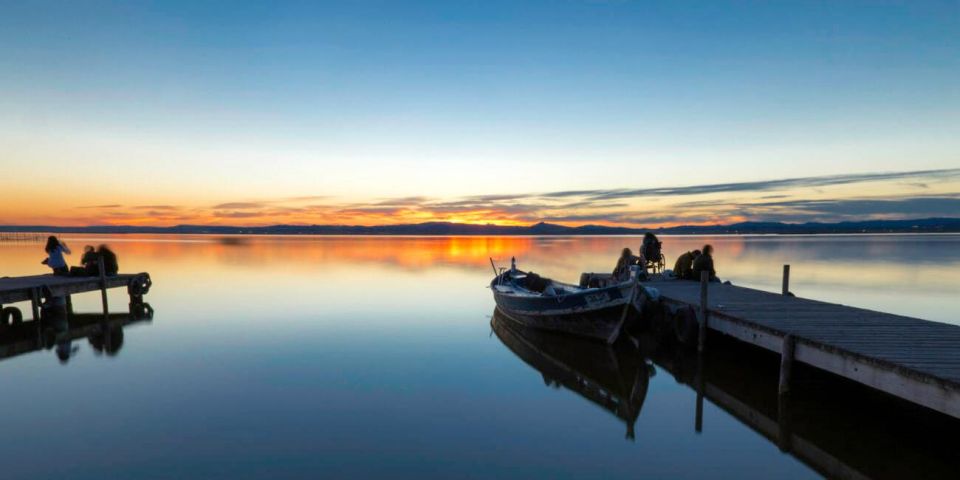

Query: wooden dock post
left=781, top=265, right=791, bottom=296
left=29, top=288, right=41, bottom=321
left=98, top=256, right=109, bottom=316
left=697, top=271, right=709, bottom=353
left=779, top=334, right=796, bottom=395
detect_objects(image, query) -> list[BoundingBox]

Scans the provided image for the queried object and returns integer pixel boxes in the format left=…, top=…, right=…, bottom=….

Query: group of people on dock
left=612, top=233, right=720, bottom=283
left=42, top=236, right=118, bottom=277
left=673, top=244, right=717, bottom=282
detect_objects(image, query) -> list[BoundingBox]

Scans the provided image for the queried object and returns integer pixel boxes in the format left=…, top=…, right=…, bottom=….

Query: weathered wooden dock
left=645, top=269, right=960, bottom=419
left=0, top=272, right=152, bottom=322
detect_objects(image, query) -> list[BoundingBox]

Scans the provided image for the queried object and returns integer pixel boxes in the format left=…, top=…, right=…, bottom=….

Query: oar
left=607, top=268, right=641, bottom=344
left=489, top=257, right=499, bottom=276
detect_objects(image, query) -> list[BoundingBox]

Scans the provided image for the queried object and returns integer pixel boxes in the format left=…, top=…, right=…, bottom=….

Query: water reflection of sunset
left=4, top=233, right=956, bottom=299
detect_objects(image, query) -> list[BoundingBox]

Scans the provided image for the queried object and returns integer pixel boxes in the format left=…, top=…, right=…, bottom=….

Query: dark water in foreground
left=0, top=234, right=958, bottom=479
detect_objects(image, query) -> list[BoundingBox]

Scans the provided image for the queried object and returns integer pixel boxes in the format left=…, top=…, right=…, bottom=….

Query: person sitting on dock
left=691, top=244, right=719, bottom=283
left=613, top=247, right=640, bottom=282
left=673, top=249, right=701, bottom=280
left=41, top=236, right=71, bottom=276
left=69, top=245, right=99, bottom=276
left=97, top=244, right=119, bottom=276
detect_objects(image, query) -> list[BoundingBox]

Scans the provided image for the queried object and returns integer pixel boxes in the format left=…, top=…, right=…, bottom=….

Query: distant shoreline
left=1, top=218, right=958, bottom=236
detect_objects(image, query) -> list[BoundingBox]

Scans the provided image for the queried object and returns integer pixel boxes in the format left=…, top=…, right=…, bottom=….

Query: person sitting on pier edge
left=691, top=244, right=720, bottom=283
left=613, top=247, right=641, bottom=282
left=673, top=249, right=701, bottom=280
left=70, top=245, right=98, bottom=276
left=41, top=236, right=71, bottom=275
left=97, top=244, right=119, bottom=276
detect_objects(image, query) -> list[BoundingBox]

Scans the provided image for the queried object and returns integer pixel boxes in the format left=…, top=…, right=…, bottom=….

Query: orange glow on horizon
left=1, top=170, right=956, bottom=228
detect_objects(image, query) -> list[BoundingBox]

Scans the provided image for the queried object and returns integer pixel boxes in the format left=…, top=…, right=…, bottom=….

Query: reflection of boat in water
left=491, top=310, right=654, bottom=439
left=490, top=260, right=647, bottom=343
left=0, top=304, right=153, bottom=364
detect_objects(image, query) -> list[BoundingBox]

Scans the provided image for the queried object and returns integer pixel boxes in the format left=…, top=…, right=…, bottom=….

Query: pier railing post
left=698, top=271, right=709, bottom=353
left=779, top=334, right=796, bottom=395
left=98, top=256, right=109, bottom=317
left=781, top=264, right=791, bottom=296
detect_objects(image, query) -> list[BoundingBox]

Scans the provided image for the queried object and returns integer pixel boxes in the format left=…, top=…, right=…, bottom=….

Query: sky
left=1, top=0, right=958, bottom=227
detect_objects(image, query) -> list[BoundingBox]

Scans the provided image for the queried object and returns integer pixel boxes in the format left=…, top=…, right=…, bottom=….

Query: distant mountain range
left=2, top=218, right=959, bottom=235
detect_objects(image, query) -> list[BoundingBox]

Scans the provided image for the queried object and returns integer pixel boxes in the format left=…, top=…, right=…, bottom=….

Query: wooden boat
left=490, top=259, right=648, bottom=343
left=491, top=311, right=654, bottom=440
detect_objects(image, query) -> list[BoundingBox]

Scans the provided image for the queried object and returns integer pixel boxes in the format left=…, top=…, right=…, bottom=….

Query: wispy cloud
left=212, top=202, right=265, bottom=209
left=59, top=168, right=960, bottom=227
left=541, top=169, right=960, bottom=201
left=76, top=204, right=123, bottom=209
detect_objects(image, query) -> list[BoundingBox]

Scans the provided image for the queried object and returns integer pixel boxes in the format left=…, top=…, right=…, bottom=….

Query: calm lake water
left=1, top=234, right=958, bottom=479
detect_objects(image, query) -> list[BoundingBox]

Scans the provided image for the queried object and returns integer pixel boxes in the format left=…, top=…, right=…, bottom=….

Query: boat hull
left=490, top=269, right=642, bottom=342
left=494, top=302, right=635, bottom=342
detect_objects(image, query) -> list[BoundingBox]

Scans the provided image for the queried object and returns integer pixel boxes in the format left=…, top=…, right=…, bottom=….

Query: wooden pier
left=0, top=272, right=152, bottom=322
left=645, top=269, right=960, bottom=419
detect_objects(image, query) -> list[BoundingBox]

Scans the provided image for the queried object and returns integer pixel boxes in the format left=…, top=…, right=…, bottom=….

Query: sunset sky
left=2, top=1, right=958, bottom=227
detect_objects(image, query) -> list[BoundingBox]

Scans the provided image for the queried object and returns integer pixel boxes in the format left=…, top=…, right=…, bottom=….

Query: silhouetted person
left=69, top=245, right=99, bottom=276
left=640, top=232, right=659, bottom=261
left=97, top=244, right=119, bottom=276
left=673, top=249, right=701, bottom=280
left=613, top=247, right=640, bottom=282
left=39, top=299, right=74, bottom=364
left=81, top=245, right=97, bottom=269
left=692, top=244, right=719, bottom=282
left=41, top=236, right=71, bottom=275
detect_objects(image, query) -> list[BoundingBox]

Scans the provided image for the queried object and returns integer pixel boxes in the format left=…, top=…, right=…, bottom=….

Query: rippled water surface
left=0, top=234, right=958, bottom=479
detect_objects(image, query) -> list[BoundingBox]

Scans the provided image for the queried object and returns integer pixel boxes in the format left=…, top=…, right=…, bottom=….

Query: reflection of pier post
left=695, top=353, right=705, bottom=433
left=697, top=272, right=708, bottom=353
left=779, top=335, right=795, bottom=395
left=695, top=273, right=709, bottom=433
left=777, top=335, right=796, bottom=452
left=777, top=394, right=792, bottom=452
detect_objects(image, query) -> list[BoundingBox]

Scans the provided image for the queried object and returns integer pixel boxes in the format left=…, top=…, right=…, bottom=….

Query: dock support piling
left=781, top=265, right=791, bottom=296
left=779, top=334, right=796, bottom=395
left=697, top=271, right=709, bottom=353
left=30, top=288, right=41, bottom=321
left=98, top=257, right=109, bottom=317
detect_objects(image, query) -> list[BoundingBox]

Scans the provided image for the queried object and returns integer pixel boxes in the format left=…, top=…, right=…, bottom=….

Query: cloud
left=212, top=202, right=265, bottom=209
left=55, top=168, right=960, bottom=227
left=213, top=211, right=266, bottom=218
left=284, top=195, right=329, bottom=202
left=551, top=168, right=960, bottom=201
left=752, top=196, right=960, bottom=218
left=76, top=204, right=123, bottom=209
left=132, top=205, right=180, bottom=210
